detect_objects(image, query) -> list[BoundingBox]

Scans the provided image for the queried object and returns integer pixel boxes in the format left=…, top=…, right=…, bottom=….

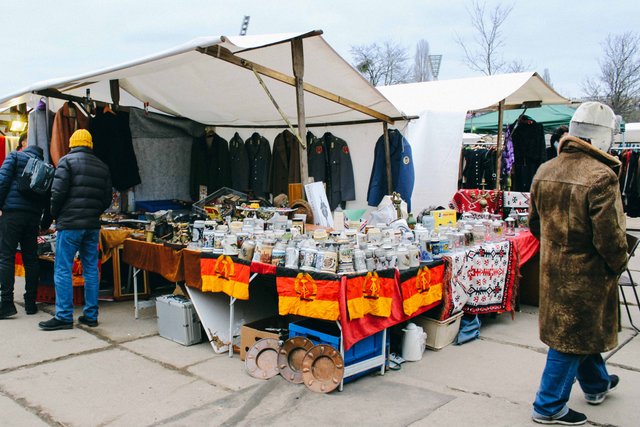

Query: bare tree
left=583, top=31, right=640, bottom=120
left=413, top=39, right=432, bottom=82
left=506, top=59, right=529, bottom=73
left=351, top=41, right=410, bottom=86
left=542, top=68, right=553, bottom=87
left=455, top=0, right=514, bottom=75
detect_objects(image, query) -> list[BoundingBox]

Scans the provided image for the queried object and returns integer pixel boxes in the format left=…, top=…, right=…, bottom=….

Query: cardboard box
left=432, top=209, right=457, bottom=228
left=240, top=315, right=299, bottom=360
left=414, top=311, right=463, bottom=350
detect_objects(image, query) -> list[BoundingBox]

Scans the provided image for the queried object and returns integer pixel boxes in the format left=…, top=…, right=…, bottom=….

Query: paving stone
left=121, top=335, right=215, bottom=369
left=0, top=347, right=228, bottom=426
left=0, top=393, right=50, bottom=427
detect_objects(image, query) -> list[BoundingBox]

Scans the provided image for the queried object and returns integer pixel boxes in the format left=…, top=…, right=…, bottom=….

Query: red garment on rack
left=0, top=135, right=5, bottom=162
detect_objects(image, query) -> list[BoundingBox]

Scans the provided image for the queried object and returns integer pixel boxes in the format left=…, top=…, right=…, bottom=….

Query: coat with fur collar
left=529, top=135, right=627, bottom=354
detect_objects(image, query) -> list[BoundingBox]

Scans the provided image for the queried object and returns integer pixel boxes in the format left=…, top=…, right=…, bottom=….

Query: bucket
left=401, top=322, right=427, bottom=361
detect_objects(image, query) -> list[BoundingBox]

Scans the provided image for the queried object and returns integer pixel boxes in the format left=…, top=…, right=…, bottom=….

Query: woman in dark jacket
left=0, top=145, right=51, bottom=318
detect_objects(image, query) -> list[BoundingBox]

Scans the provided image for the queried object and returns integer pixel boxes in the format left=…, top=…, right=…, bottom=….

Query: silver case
left=155, top=295, right=202, bottom=346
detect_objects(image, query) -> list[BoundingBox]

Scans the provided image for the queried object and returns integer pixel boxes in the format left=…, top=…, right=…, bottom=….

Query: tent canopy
left=378, top=72, right=569, bottom=115
left=0, top=31, right=402, bottom=126
left=465, top=104, right=578, bottom=134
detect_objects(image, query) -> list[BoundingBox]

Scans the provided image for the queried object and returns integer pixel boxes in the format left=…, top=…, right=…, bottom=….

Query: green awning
left=465, top=104, right=577, bottom=134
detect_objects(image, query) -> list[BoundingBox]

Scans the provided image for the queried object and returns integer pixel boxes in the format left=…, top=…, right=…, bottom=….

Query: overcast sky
left=1, top=0, right=638, bottom=100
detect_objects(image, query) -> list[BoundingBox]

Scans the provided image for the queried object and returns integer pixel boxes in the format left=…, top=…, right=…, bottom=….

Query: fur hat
left=69, top=129, right=93, bottom=149
left=569, top=102, right=616, bottom=152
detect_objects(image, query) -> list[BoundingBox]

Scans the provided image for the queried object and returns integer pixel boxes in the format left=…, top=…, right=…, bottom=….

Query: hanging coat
left=510, top=117, right=546, bottom=192
left=270, top=130, right=301, bottom=197
left=189, top=133, right=230, bottom=200
left=367, top=129, right=415, bottom=212
left=50, top=102, right=90, bottom=167
left=229, top=132, right=249, bottom=192
left=307, top=131, right=327, bottom=184
left=27, top=103, right=54, bottom=165
left=89, top=110, right=141, bottom=191
left=245, top=132, right=271, bottom=198
left=322, top=132, right=355, bottom=210
left=529, top=135, right=627, bottom=354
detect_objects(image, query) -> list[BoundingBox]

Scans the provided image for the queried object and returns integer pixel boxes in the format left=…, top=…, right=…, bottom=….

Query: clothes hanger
left=103, top=103, right=116, bottom=115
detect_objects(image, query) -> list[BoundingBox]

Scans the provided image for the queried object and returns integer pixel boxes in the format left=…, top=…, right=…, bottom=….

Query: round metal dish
left=245, top=338, right=281, bottom=380
left=278, top=336, right=315, bottom=384
left=301, top=344, right=344, bottom=393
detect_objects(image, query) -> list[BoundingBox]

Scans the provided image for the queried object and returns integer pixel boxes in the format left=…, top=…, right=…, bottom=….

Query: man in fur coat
left=529, top=102, right=627, bottom=425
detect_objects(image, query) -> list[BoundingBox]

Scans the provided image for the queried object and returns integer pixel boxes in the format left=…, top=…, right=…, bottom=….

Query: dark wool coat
left=190, top=133, right=231, bottom=200
left=529, top=135, right=627, bottom=354
left=229, top=132, right=249, bottom=192
left=307, top=132, right=327, bottom=184
left=270, top=130, right=301, bottom=197
left=245, top=133, right=271, bottom=198
left=90, top=110, right=141, bottom=191
left=322, top=132, right=355, bottom=210
left=51, top=147, right=112, bottom=230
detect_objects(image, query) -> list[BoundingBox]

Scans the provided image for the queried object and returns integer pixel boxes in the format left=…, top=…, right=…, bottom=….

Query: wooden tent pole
left=292, top=38, right=309, bottom=186
left=495, top=99, right=505, bottom=190
left=383, top=122, right=393, bottom=194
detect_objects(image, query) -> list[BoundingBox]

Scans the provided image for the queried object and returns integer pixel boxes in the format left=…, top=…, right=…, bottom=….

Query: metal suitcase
left=155, top=295, right=202, bottom=346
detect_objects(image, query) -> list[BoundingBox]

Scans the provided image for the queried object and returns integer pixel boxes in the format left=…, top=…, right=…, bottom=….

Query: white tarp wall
left=379, top=72, right=569, bottom=211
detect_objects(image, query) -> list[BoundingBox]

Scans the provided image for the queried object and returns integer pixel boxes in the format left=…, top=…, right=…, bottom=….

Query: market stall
left=2, top=31, right=551, bottom=392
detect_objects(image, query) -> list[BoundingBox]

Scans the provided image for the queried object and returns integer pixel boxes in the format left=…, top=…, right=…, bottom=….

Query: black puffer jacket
left=51, top=147, right=112, bottom=230
left=0, top=146, right=50, bottom=218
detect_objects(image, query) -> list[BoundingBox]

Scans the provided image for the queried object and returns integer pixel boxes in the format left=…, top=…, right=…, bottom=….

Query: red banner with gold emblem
left=201, top=255, right=251, bottom=300
left=345, top=270, right=395, bottom=320
left=276, top=268, right=340, bottom=321
left=399, top=264, right=444, bottom=316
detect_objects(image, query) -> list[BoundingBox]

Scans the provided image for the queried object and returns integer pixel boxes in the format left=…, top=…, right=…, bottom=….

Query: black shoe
left=0, top=302, right=17, bottom=319
left=78, top=315, right=98, bottom=327
left=585, top=374, right=619, bottom=405
left=39, top=317, right=73, bottom=331
left=533, top=409, right=587, bottom=425
left=25, top=300, right=38, bottom=315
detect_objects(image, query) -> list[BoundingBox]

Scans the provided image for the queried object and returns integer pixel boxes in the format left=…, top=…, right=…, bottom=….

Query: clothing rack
left=463, top=141, right=497, bottom=146
left=610, top=143, right=640, bottom=152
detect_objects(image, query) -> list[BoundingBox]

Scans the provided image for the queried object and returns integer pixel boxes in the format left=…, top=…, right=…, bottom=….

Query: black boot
left=39, top=317, right=73, bottom=331
left=0, top=301, right=17, bottom=319
left=25, top=300, right=38, bottom=315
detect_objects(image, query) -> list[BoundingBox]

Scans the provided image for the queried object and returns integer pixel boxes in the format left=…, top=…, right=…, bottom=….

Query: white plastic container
left=401, top=322, right=427, bottom=361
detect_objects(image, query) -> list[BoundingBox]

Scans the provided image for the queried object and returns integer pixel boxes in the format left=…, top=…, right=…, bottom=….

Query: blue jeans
left=54, top=229, right=100, bottom=322
left=533, top=348, right=611, bottom=419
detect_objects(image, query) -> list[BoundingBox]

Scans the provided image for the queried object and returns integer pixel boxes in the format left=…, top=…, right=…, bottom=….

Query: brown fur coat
left=529, top=135, right=627, bottom=354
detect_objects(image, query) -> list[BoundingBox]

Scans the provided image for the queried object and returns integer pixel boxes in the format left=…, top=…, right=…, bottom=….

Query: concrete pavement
left=1, top=258, right=639, bottom=426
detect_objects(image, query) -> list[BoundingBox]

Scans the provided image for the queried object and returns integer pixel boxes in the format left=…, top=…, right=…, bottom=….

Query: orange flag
left=201, top=255, right=251, bottom=300
left=399, top=264, right=444, bottom=316
left=345, top=270, right=395, bottom=320
left=276, top=268, right=340, bottom=321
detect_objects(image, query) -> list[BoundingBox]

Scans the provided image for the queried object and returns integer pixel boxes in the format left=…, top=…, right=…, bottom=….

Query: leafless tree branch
left=455, top=0, right=514, bottom=75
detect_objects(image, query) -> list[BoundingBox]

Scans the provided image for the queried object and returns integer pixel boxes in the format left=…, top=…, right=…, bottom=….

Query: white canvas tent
left=0, top=31, right=401, bottom=126
left=0, top=30, right=407, bottom=211
left=378, top=72, right=570, bottom=209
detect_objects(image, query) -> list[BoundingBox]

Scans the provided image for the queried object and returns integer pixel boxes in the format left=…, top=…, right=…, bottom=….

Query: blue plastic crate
left=288, top=318, right=388, bottom=382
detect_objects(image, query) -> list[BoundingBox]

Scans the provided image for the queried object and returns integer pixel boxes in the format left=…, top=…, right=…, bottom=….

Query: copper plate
left=278, top=336, right=315, bottom=384
left=245, top=338, right=281, bottom=380
left=301, top=344, right=344, bottom=393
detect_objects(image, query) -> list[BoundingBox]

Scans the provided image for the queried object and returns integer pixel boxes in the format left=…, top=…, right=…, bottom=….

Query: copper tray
left=278, top=336, right=314, bottom=384
left=245, top=338, right=281, bottom=380
left=301, top=344, right=344, bottom=393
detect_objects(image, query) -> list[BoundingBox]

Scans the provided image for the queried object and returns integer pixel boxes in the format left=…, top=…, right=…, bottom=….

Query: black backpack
left=17, top=154, right=55, bottom=196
